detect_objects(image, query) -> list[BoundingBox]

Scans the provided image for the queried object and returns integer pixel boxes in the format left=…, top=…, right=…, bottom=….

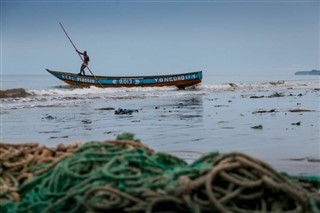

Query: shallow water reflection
left=1, top=87, right=319, bottom=176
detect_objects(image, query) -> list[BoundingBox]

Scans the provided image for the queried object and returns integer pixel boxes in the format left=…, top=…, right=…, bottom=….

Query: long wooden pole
left=59, top=22, right=102, bottom=86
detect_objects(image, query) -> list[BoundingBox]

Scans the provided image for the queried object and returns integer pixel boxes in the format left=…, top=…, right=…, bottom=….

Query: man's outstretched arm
left=76, top=50, right=84, bottom=55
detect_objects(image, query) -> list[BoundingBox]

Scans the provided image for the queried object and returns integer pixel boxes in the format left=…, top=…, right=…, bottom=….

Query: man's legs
left=79, top=64, right=86, bottom=75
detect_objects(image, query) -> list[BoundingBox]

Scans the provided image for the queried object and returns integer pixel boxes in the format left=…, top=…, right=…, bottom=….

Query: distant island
left=295, top=69, right=320, bottom=75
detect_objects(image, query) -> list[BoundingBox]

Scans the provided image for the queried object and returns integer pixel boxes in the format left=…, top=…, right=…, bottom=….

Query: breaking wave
left=1, top=80, right=319, bottom=110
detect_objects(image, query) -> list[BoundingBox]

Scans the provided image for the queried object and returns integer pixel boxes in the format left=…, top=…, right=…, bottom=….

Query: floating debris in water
left=252, top=109, right=277, bottom=114
left=0, top=88, right=31, bottom=98
left=116, top=132, right=136, bottom=140
left=269, top=92, right=285, bottom=98
left=42, top=114, right=57, bottom=120
left=95, top=107, right=115, bottom=110
left=115, top=108, right=139, bottom=115
left=131, top=119, right=141, bottom=122
left=49, top=135, right=69, bottom=139
left=39, top=131, right=60, bottom=134
left=289, top=108, right=315, bottom=112
left=251, top=125, right=263, bottom=129
left=291, top=121, right=302, bottom=126
left=214, top=105, right=229, bottom=107
left=81, top=119, right=92, bottom=124
left=250, top=92, right=286, bottom=99
left=250, top=95, right=265, bottom=98
left=269, top=80, right=285, bottom=85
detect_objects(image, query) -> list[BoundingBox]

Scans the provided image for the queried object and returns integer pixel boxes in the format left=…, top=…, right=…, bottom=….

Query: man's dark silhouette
left=76, top=50, right=90, bottom=75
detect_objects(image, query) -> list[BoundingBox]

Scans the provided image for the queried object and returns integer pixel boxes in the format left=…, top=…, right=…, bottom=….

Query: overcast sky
left=1, top=0, right=319, bottom=80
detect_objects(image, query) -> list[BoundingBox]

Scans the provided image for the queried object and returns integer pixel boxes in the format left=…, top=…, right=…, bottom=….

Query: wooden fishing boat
left=46, top=69, right=202, bottom=89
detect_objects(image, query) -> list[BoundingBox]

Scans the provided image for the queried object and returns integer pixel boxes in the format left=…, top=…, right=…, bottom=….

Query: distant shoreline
left=295, top=70, right=320, bottom=75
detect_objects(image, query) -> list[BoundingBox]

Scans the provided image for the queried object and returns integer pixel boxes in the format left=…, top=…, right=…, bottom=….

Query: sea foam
left=1, top=80, right=318, bottom=110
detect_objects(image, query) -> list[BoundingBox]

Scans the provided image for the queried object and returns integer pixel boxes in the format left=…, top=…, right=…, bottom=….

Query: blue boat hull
left=46, top=69, right=202, bottom=89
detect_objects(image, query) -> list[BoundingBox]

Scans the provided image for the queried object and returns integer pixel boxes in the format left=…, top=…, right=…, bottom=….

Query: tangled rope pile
left=0, top=142, right=81, bottom=203
left=1, top=140, right=319, bottom=213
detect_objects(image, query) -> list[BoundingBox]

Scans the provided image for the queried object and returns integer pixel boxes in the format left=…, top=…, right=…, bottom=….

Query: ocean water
left=1, top=73, right=319, bottom=176
left=1, top=72, right=319, bottom=90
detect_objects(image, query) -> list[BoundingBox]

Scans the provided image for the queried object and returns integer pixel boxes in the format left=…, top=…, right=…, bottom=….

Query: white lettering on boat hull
left=61, top=75, right=95, bottom=84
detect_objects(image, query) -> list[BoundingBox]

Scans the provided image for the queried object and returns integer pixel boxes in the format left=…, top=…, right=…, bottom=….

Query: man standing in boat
left=76, top=50, right=90, bottom=75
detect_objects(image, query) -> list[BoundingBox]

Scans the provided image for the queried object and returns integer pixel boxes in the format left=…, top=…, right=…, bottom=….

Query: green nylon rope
left=1, top=140, right=319, bottom=213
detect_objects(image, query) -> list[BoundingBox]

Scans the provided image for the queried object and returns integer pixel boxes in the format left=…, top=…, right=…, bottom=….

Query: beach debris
left=220, top=126, right=235, bottom=129
left=269, top=92, right=285, bottom=98
left=250, top=95, right=265, bottom=98
left=96, top=107, right=115, bottom=110
left=291, top=121, right=302, bottom=126
left=116, top=132, right=136, bottom=140
left=283, top=157, right=307, bottom=161
left=252, top=108, right=277, bottom=114
left=42, top=114, right=57, bottom=120
left=0, top=88, right=31, bottom=98
left=228, top=83, right=237, bottom=87
left=39, top=131, right=60, bottom=133
left=218, top=121, right=228, bottom=124
left=81, top=119, right=92, bottom=124
left=206, top=98, right=216, bottom=101
left=282, top=157, right=320, bottom=163
left=308, top=158, right=320, bottom=163
left=214, top=105, right=229, bottom=107
left=289, top=108, right=315, bottom=112
left=269, top=80, right=285, bottom=85
left=249, top=92, right=285, bottom=99
left=289, top=93, right=304, bottom=97
left=115, top=108, right=139, bottom=115
left=251, top=125, right=263, bottom=129
left=49, top=135, right=69, bottom=139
